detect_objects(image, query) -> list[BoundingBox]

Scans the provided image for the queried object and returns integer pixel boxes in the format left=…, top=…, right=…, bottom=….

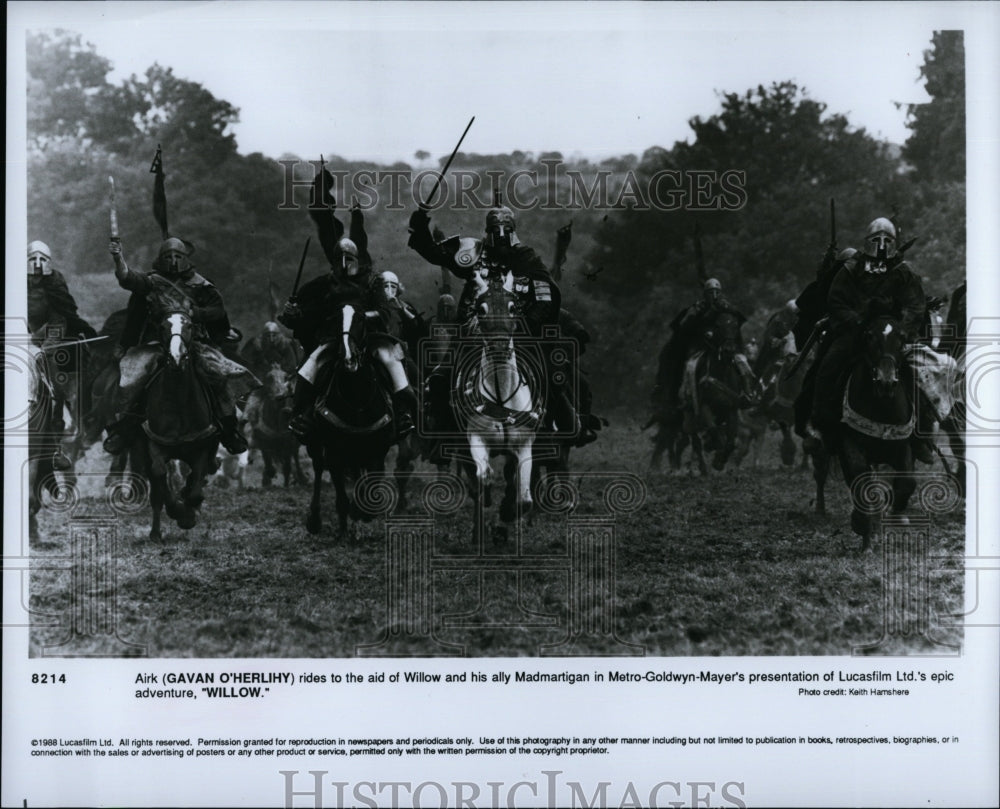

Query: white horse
left=455, top=271, right=543, bottom=545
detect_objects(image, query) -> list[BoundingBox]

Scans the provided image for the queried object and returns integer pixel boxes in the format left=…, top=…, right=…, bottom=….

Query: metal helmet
left=156, top=237, right=192, bottom=277
left=437, top=293, right=456, bottom=322
left=863, top=218, right=896, bottom=262
left=377, top=270, right=402, bottom=301
left=335, top=237, right=360, bottom=277
left=485, top=205, right=520, bottom=248
left=28, top=240, right=52, bottom=276
left=703, top=277, right=722, bottom=304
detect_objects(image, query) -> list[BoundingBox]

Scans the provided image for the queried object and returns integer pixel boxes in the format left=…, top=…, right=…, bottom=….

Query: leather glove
left=408, top=207, right=430, bottom=234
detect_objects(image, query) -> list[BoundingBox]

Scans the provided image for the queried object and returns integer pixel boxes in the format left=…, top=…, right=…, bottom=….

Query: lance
left=693, top=222, right=706, bottom=282
left=290, top=237, right=311, bottom=299
left=829, top=198, right=837, bottom=250
left=42, top=335, right=110, bottom=351
left=109, top=176, right=120, bottom=241
left=421, top=116, right=475, bottom=209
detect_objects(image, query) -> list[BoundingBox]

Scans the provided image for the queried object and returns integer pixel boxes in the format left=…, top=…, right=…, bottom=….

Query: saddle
left=312, top=352, right=392, bottom=435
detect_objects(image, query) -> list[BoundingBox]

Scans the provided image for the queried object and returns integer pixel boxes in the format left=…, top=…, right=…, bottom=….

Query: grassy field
left=28, top=416, right=965, bottom=658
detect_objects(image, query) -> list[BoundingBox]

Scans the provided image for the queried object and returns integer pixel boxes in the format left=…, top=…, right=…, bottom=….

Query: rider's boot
left=219, top=414, right=248, bottom=455
left=911, top=403, right=937, bottom=465
left=391, top=387, right=417, bottom=440
left=287, top=379, right=316, bottom=439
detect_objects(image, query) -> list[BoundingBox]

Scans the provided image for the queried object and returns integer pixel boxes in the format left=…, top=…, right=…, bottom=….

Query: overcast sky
left=9, top=1, right=988, bottom=163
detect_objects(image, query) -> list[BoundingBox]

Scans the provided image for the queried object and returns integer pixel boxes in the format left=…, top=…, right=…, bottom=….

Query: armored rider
left=805, top=217, right=927, bottom=456
left=103, top=237, right=256, bottom=455
left=27, top=240, right=98, bottom=469
left=654, top=277, right=747, bottom=414
left=408, top=202, right=590, bottom=437
left=279, top=169, right=418, bottom=440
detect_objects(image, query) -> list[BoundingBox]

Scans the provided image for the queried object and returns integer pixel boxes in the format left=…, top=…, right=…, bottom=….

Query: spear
left=421, top=116, right=475, bottom=209
left=693, top=222, right=707, bottom=283
left=290, top=237, right=312, bottom=300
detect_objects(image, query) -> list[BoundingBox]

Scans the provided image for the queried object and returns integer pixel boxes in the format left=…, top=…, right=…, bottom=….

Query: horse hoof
left=491, top=524, right=509, bottom=544
left=850, top=511, right=868, bottom=538
left=176, top=510, right=197, bottom=530
left=306, top=513, right=322, bottom=535
left=499, top=501, right=516, bottom=523
left=149, top=531, right=161, bottom=542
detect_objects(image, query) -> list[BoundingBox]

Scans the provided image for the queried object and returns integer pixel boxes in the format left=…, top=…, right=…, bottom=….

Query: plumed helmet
left=28, top=240, right=52, bottom=275
left=263, top=321, right=281, bottom=334
left=335, top=237, right=361, bottom=277
left=485, top=205, right=520, bottom=248
left=704, top=278, right=722, bottom=292
left=863, top=218, right=896, bottom=261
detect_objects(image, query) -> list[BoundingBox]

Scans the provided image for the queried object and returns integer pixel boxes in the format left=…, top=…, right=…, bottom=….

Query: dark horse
left=656, top=312, right=757, bottom=474
left=244, top=364, right=306, bottom=487
left=126, top=288, right=221, bottom=540
left=303, top=306, right=396, bottom=536
left=826, top=316, right=917, bottom=550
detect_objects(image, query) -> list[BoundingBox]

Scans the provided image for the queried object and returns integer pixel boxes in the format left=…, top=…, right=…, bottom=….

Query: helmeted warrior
left=806, top=217, right=926, bottom=452
left=409, top=204, right=561, bottom=336
left=27, top=241, right=97, bottom=343
left=103, top=237, right=258, bottom=455
left=27, top=240, right=98, bottom=469
left=408, top=202, right=584, bottom=434
left=280, top=169, right=419, bottom=440
left=240, top=321, right=301, bottom=380
left=653, top=277, right=748, bottom=413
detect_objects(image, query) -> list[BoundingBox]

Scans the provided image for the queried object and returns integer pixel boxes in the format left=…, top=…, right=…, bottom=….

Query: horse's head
left=264, top=363, right=291, bottom=399
left=151, top=285, right=195, bottom=369
left=862, top=316, right=906, bottom=398
left=472, top=271, right=522, bottom=348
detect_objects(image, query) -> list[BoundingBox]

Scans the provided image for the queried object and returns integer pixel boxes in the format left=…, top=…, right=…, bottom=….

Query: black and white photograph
left=4, top=2, right=999, bottom=807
